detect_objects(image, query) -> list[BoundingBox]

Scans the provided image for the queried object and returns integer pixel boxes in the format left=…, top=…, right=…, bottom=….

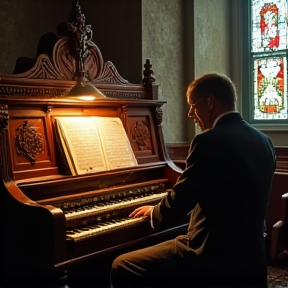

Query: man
left=110, top=73, right=276, bottom=288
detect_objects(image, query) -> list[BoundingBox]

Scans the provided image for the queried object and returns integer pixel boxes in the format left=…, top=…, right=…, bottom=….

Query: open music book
left=55, top=116, right=138, bottom=175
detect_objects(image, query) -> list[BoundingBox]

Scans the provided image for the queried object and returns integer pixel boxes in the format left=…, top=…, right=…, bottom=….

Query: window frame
left=239, top=0, right=288, bottom=130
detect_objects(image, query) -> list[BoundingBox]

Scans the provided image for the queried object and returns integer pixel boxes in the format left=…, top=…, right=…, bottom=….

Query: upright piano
left=0, top=2, right=187, bottom=282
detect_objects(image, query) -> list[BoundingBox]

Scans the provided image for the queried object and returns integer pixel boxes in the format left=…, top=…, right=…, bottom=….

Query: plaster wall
left=142, top=0, right=191, bottom=144
left=143, top=0, right=232, bottom=144
left=0, top=0, right=69, bottom=74
left=192, top=0, right=232, bottom=136
left=194, top=0, right=231, bottom=78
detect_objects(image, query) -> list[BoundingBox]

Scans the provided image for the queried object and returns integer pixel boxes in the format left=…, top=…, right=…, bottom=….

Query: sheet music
left=95, top=117, right=138, bottom=169
left=55, top=116, right=138, bottom=175
left=56, top=117, right=107, bottom=174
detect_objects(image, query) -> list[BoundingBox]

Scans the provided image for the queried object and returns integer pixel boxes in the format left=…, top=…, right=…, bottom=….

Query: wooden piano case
left=0, top=2, right=187, bottom=283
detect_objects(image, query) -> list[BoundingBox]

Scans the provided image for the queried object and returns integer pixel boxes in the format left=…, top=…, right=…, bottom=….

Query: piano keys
left=35, top=178, right=171, bottom=243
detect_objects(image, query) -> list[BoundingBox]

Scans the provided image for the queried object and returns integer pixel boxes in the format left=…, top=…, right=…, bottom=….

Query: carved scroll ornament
left=15, top=121, right=45, bottom=164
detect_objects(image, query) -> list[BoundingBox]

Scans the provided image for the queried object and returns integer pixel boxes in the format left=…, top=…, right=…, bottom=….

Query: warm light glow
left=79, top=96, right=96, bottom=101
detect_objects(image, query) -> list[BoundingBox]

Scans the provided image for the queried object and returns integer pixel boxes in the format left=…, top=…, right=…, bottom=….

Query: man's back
left=187, top=112, right=276, bottom=285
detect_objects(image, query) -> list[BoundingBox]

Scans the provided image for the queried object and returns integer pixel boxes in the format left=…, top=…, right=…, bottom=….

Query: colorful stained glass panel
left=253, top=55, right=288, bottom=120
left=252, top=0, right=288, bottom=52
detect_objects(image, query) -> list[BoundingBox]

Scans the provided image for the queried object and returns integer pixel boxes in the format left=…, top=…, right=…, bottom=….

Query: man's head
left=186, top=73, right=237, bottom=131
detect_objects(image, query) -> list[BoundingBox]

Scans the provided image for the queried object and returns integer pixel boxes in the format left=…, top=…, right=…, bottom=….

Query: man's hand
left=129, top=205, right=154, bottom=218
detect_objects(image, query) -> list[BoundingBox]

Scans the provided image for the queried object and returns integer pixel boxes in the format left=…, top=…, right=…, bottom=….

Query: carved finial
left=67, top=0, right=93, bottom=79
left=142, top=59, right=155, bottom=85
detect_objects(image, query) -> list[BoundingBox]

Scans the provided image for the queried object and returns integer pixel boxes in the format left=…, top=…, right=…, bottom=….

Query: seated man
left=110, top=73, right=276, bottom=288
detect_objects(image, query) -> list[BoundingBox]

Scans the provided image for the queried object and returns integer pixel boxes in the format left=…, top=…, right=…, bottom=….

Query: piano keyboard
left=64, top=191, right=168, bottom=222
left=66, top=216, right=147, bottom=242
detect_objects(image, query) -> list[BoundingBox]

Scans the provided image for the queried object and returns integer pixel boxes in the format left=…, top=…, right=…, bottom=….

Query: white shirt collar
left=212, top=111, right=238, bottom=128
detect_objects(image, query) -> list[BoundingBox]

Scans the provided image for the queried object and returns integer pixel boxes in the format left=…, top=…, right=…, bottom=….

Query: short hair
left=186, top=73, right=237, bottom=107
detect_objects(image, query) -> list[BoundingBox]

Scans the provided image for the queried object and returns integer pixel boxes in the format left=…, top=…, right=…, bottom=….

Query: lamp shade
left=63, top=77, right=106, bottom=100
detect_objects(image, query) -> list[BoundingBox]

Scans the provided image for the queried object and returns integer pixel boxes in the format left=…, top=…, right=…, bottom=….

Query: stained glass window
left=253, top=55, right=288, bottom=119
left=251, top=0, right=288, bottom=121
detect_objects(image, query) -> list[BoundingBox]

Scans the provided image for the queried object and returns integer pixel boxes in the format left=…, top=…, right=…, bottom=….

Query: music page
left=55, top=117, right=107, bottom=175
left=95, top=117, right=138, bottom=170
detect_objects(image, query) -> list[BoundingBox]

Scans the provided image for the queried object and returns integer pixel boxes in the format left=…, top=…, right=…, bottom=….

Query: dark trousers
left=110, top=235, right=267, bottom=288
left=110, top=235, right=196, bottom=288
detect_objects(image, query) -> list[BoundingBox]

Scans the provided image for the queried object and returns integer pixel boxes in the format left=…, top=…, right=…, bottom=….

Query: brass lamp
left=64, top=76, right=105, bottom=100
left=63, top=0, right=105, bottom=100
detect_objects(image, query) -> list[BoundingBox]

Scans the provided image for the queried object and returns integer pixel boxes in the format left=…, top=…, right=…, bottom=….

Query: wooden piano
left=0, top=2, right=187, bottom=283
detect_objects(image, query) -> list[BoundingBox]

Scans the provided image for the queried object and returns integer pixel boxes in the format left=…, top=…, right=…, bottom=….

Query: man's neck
left=212, top=110, right=238, bottom=128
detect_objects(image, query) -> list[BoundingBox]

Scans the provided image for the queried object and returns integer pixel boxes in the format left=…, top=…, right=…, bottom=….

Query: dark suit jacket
left=152, top=112, right=276, bottom=285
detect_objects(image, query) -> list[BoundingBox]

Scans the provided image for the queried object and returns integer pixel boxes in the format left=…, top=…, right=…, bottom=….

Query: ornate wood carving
left=0, top=85, right=65, bottom=97
left=120, top=105, right=127, bottom=129
left=103, top=91, right=145, bottom=99
left=15, top=121, right=45, bottom=164
left=0, top=105, right=9, bottom=130
left=131, top=121, right=151, bottom=151
left=155, top=107, right=163, bottom=126
left=95, top=61, right=128, bottom=84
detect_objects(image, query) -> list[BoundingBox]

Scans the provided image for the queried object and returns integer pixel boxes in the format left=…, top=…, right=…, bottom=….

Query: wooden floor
left=267, top=265, right=288, bottom=287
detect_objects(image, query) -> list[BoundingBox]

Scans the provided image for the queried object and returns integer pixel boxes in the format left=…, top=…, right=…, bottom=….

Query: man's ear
left=207, top=96, right=215, bottom=110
